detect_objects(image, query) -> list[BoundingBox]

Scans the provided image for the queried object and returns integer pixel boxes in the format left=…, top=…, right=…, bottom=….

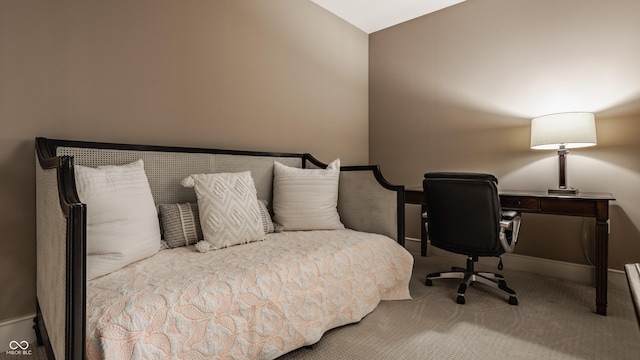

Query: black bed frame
left=34, top=137, right=405, bottom=360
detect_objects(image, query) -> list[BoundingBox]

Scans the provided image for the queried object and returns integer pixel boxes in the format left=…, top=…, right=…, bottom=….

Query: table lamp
left=530, top=112, right=597, bottom=195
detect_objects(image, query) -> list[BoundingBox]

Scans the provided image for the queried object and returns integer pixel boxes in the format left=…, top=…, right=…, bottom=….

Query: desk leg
left=596, top=218, right=609, bottom=315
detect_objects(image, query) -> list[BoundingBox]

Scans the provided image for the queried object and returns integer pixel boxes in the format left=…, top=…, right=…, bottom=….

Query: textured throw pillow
left=74, top=159, right=161, bottom=280
left=181, top=171, right=265, bottom=249
left=272, top=159, right=345, bottom=231
left=158, top=203, right=203, bottom=248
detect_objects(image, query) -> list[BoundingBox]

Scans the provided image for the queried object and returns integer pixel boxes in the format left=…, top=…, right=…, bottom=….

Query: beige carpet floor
left=279, top=253, right=640, bottom=360
left=5, top=253, right=638, bottom=360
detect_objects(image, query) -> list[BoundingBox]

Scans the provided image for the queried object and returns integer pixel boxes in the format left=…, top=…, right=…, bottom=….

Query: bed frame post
left=66, top=199, right=86, bottom=360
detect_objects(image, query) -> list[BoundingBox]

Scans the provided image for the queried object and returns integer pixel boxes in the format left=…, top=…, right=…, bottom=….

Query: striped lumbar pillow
left=158, top=203, right=202, bottom=248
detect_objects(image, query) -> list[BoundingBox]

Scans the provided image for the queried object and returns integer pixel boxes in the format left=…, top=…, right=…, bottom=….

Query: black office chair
left=423, top=172, right=521, bottom=305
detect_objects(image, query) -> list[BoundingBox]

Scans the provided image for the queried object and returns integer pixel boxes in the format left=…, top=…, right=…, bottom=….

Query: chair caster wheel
left=456, top=295, right=465, bottom=304
left=425, top=279, right=433, bottom=286
left=508, top=297, right=518, bottom=306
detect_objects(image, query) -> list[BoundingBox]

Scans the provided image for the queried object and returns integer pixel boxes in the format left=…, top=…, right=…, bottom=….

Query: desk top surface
left=499, top=190, right=615, bottom=200
left=405, top=188, right=615, bottom=201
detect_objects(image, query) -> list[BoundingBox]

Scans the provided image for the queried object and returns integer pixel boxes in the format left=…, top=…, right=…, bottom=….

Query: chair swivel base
left=425, top=265, right=518, bottom=306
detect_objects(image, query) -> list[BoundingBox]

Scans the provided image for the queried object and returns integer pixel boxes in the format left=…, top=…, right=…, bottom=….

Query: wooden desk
left=405, top=189, right=615, bottom=315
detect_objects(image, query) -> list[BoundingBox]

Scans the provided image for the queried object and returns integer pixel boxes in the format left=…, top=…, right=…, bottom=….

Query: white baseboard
left=405, top=237, right=629, bottom=292
left=0, top=314, right=37, bottom=353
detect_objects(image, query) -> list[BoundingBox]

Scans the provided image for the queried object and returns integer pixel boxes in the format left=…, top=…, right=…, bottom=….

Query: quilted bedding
left=85, top=229, right=413, bottom=360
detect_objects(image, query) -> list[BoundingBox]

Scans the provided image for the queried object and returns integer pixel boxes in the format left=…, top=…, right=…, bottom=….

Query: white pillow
left=272, top=159, right=345, bottom=231
left=181, top=171, right=265, bottom=249
left=74, top=159, right=161, bottom=280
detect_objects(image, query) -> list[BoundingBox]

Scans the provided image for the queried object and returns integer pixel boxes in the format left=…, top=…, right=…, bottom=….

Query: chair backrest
left=423, top=172, right=504, bottom=257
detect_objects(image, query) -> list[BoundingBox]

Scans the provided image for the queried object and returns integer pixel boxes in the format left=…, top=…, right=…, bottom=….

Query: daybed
left=34, top=137, right=413, bottom=360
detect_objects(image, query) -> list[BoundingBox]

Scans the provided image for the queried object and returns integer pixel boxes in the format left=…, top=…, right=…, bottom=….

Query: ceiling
left=311, top=0, right=467, bottom=34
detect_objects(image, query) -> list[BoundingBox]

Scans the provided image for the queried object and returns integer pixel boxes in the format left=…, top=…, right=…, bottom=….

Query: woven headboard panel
left=57, top=147, right=302, bottom=206
left=338, top=170, right=398, bottom=241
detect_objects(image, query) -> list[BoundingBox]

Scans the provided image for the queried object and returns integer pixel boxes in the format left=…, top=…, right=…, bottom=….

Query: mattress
left=85, top=229, right=413, bottom=360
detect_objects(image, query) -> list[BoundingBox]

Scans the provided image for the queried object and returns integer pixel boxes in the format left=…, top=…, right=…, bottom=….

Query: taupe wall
left=370, top=0, right=640, bottom=269
left=0, top=1, right=368, bottom=321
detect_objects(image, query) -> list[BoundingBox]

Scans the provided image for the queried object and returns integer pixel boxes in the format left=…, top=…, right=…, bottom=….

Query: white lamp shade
left=530, top=112, right=597, bottom=150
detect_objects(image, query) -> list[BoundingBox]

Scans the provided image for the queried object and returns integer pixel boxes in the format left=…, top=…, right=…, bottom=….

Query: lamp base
left=548, top=188, right=579, bottom=195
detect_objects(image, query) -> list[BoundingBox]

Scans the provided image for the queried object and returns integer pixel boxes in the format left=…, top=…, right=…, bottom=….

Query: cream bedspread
left=86, top=229, right=413, bottom=360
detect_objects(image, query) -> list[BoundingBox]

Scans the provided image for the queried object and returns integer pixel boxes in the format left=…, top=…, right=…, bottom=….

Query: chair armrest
left=499, top=212, right=521, bottom=253
left=423, top=210, right=521, bottom=253
left=501, top=210, right=519, bottom=220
